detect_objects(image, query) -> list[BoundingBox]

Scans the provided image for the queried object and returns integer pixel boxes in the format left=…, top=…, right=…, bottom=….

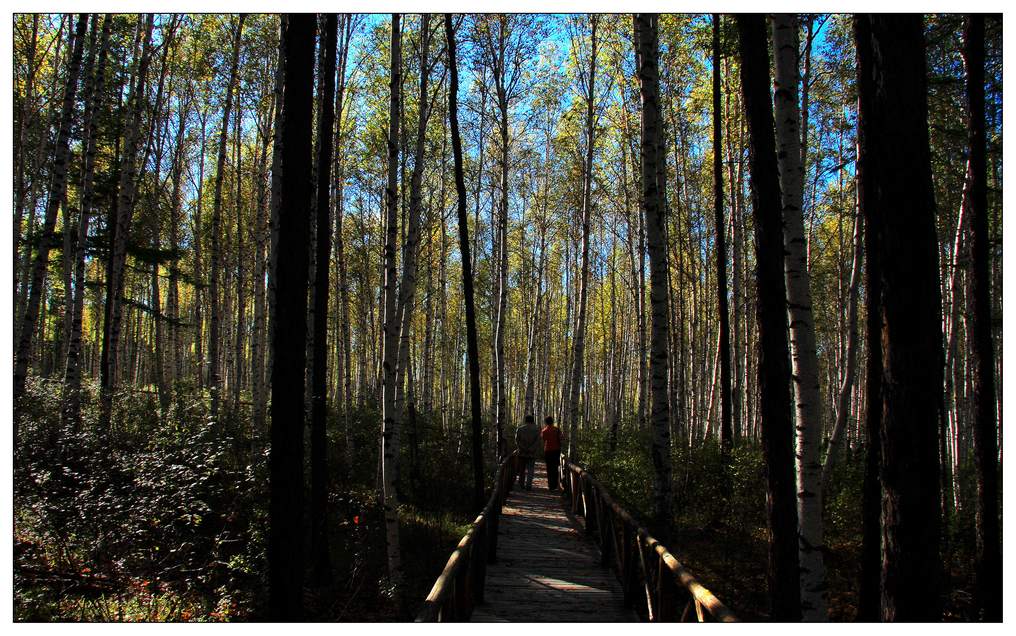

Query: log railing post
left=473, top=522, right=488, bottom=606
left=583, top=475, right=597, bottom=536
left=622, top=523, right=637, bottom=609
left=599, top=498, right=613, bottom=567
left=455, top=546, right=470, bottom=620
left=488, top=506, right=499, bottom=563
left=656, top=556, right=680, bottom=621
left=571, top=471, right=580, bottom=514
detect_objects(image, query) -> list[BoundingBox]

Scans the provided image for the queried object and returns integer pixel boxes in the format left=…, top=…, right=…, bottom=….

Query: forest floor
left=12, top=383, right=983, bottom=622
left=667, top=519, right=978, bottom=621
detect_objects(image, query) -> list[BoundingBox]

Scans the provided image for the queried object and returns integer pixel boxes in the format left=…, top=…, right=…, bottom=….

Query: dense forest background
left=11, top=13, right=1002, bottom=622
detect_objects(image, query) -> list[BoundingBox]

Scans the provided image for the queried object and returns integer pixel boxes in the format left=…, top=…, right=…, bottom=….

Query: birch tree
left=14, top=13, right=87, bottom=406
left=567, top=14, right=598, bottom=461
left=208, top=14, right=245, bottom=421
left=771, top=13, right=826, bottom=620
left=635, top=12, right=673, bottom=539
left=61, top=14, right=111, bottom=430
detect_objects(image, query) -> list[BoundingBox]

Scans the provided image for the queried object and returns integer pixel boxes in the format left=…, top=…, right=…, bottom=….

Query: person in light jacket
left=515, top=414, right=541, bottom=491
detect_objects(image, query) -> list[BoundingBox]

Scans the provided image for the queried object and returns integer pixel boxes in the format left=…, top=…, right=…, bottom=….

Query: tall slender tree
left=209, top=14, right=246, bottom=421
left=566, top=14, right=598, bottom=462
left=771, top=13, right=826, bottom=620
left=99, top=14, right=156, bottom=431
left=963, top=13, right=1001, bottom=622
left=855, top=14, right=943, bottom=622
left=737, top=13, right=802, bottom=621
left=635, top=12, right=673, bottom=539
left=310, top=12, right=338, bottom=587
left=712, top=14, right=733, bottom=462
left=13, top=13, right=87, bottom=406
left=821, top=199, right=862, bottom=490
left=61, top=14, right=111, bottom=430
left=855, top=18, right=882, bottom=620
left=394, top=14, right=436, bottom=415
left=268, top=13, right=314, bottom=622
left=447, top=13, right=485, bottom=511
left=380, top=12, right=404, bottom=606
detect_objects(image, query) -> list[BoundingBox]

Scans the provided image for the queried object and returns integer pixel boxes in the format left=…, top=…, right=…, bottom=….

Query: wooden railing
left=561, top=460, right=738, bottom=622
left=415, top=451, right=518, bottom=622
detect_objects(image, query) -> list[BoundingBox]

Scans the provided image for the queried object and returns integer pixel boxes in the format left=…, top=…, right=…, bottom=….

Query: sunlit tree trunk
left=99, top=15, right=155, bottom=431
left=168, top=84, right=191, bottom=393
left=524, top=228, right=547, bottom=417
left=209, top=14, right=245, bottom=421
left=232, top=97, right=245, bottom=413
left=494, top=57, right=510, bottom=460
left=770, top=13, right=826, bottom=620
left=635, top=13, right=673, bottom=539
left=62, top=15, right=110, bottom=431
left=334, top=14, right=355, bottom=476
left=394, top=15, right=434, bottom=417
left=567, top=15, right=598, bottom=462
left=193, top=110, right=207, bottom=390
left=261, top=16, right=287, bottom=436
left=821, top=196, right=862, bottom=490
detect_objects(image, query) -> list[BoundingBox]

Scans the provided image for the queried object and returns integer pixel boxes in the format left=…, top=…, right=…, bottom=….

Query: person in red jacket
left=541, top=416, right=563, bottom=491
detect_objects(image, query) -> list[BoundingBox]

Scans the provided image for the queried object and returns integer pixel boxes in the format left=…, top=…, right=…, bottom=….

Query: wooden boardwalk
left=470, top=469, right=636, bottom=622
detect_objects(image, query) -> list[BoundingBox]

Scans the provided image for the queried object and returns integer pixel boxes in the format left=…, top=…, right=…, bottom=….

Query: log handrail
left=561, top=459, right=738, bottom=622
left=415, top=451, right=518, bottom=622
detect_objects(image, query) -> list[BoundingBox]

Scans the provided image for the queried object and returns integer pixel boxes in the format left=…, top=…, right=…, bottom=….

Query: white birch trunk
left=771, top=13, right=826, bottom=620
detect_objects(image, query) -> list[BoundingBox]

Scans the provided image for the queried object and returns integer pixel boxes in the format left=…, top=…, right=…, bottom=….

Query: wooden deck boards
left=470, top=471, right=636, bottom=623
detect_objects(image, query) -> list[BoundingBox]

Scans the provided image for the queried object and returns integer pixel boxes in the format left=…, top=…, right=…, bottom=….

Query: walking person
left=515, top=414, right=541, bottom=490
left=541, top=416, right=563, bottom=491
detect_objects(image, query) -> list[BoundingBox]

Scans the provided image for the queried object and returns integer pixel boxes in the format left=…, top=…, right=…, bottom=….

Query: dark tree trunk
left=310, top=12, right=337, bottom=588
left=856, top=14, right=944, bottom=622
left=380, top=14, right=404, bottom=604
left=855, top=20, right=882, bottom=616
left=446, top=14, right=484, bottom=511
left=963, top=14, right=1001, bottom=622
left=712, top=14, right=733, bottom=461
left=268, top=13, right=314, bottom=621
left=736, top=13, right=802, bottom=621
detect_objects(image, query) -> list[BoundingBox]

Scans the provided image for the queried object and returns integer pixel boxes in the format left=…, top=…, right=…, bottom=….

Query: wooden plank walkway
left=471, top=469, right=636, bottom=622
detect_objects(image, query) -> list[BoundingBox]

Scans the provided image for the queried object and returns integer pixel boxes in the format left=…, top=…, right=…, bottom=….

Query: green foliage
left=15, top=378, right=266, bottom=621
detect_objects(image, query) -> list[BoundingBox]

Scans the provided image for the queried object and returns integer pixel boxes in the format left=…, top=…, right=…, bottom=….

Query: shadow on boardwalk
left=471, top=469, right=636, bottom=622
